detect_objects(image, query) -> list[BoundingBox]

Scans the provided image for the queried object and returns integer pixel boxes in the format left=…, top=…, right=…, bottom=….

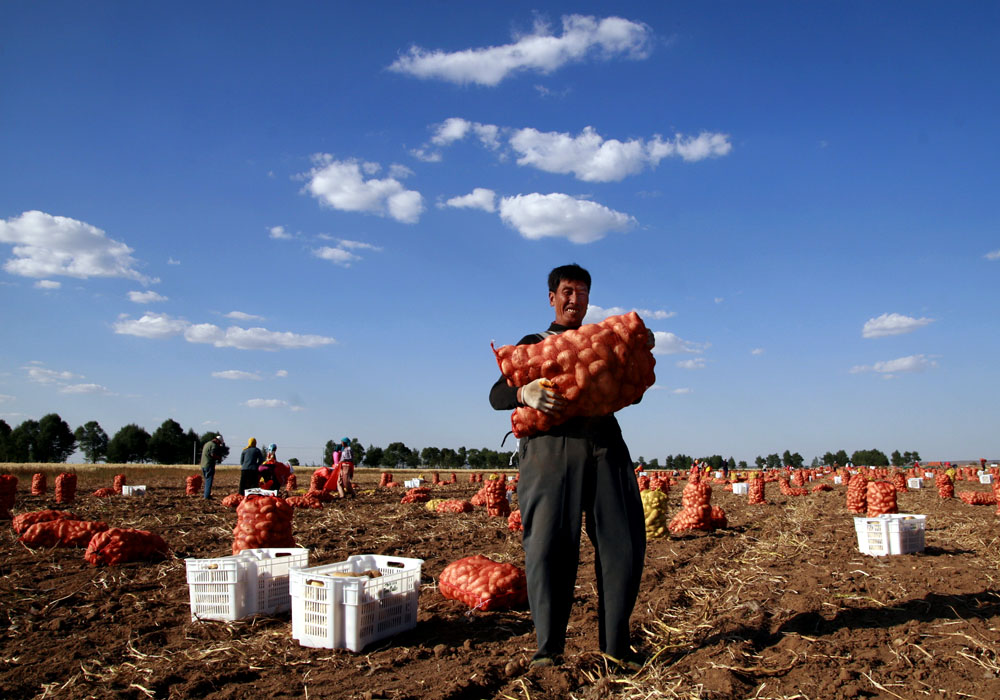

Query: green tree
left=0, top=419, right=11, bottom=461
left=363, top=445, right=383, bottom=467
left=726, top=456, right=736, bottom=470
left=9, top=419, right=40, bottom=461
left=673, top=454, right=693, bottom=470
left=765, top=453, right=781, bottom=470
left=754, top=455, right=766, bottom=469
left=288, top=458, right=299, bottom=467
left=148, top=419, right=189, bottom=464
left=108, top=424, right=151, bottom=463
left=851, top=448, right=889, bottom=467
left=648, top=457, right=660, bottom=468
left=421, top=446, right=441, bottom=466
left=381, top=442, right=414, bottom=468
left=782, top=450, right=793, bottom=467
left=439, top=448, right=461, bottom=468
left=890, top=450, right=904, bottom=467
left=74, top=421, right=109, bottom=463
left=323, top=439, right=337, bottom=466
left=789, top=452, right=804, bottom=468
left=738, top=460, right=748, bottom=470
left=835, top=449, right=850, bottom=466
left=37, top=413, right=76, bottom=462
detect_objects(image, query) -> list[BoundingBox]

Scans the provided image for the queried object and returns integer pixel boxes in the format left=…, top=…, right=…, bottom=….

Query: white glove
left=519, top=378, right=565, bottom=416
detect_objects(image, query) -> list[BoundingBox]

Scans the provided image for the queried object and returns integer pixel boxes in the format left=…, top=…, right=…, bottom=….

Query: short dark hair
left=548, top=263, right=591, bottom=293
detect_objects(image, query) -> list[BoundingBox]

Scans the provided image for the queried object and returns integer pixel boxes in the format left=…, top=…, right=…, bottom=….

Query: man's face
left=549, top=278, right=589, bottom=328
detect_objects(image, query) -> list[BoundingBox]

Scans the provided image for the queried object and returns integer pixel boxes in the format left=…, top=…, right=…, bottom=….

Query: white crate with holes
left=403, top=478, right=423, bottom=488
left=979, top=474, right=994, bottom=485
left=731, top=482, right=748, bottom=495
left=854, top=514, right=926, bottom=556
left=907, top=478, right=923, bottom=489
left=186, top=547, right=309, bottom=621
left=245, top=488, right=278, bottom=497
left=833, top=476, right=842, bottom=485
left=122, top=485, right=146, bottom=496
left=291, top=554, right=423, bottom=651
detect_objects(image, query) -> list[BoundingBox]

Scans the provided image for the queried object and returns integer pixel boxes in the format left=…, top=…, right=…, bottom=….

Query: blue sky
left=1, top=2, right=997, bottom=465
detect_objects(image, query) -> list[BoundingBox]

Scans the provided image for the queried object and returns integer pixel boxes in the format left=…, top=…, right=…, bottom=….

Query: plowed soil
left=2, top=465, right=1000, bottom=700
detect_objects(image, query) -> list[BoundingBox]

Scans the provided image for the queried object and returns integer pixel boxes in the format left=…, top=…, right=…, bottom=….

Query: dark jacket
left=241, top=446, right=264, bottom=471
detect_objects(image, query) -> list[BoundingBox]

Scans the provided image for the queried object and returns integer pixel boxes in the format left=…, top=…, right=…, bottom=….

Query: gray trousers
left=517, top=431, right=646, bottom=660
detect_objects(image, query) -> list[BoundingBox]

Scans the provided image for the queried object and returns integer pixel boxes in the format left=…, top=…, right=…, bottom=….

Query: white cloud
left=714, top=297, right=724, bottom=304
left=410, top=148, right=442, bottom=163
left=269, top=225, right=292, bottom=240
left=389, top=163, right=415, bottom=179
left=0, top=394, right=13, bottom=403
left=60, top=383, right=111, bottom=395
left=850, top=354, right=938, bottom=374
left=303, top=155, right=424, bottom=224
left=498, top=193, right=635, bottom=243
left=245, top=398, right=289, bottom=409
left=509, top=126, right=732, bottom=182
left=444, top=188, right=497, bottom=212
left=751, top=348, right=764, bottom=355
left=985, top=249, right=1000, bottom=261
left=672, top=387, right=692, bottom=395
left=388, top=14, right=652, bottom=86
left=167, top=257, right=180, bottom=265
left=35, top=280, right=61, bottom=289
left=212, top=370, right=262, bottom=381
left=313, top=246, right=362, bottom=267
left=0, top=210, right=155, bottom=283
left=113, top=312, right=189, bottom=339
left=226, top=311, right=265, bottom=321
left=430, top=118, right=502, bottom=149
left=338, top=240, right=382, bottom=252
left=275, top=370, right=288, bottom=378
left=862, top=312, right=935, bottom=338
left=652, top=331, right=709, bottom=356
left=584, top=305, right=676, bottom=324
left=128, top=290, right=168, bottom=304
left=25, top=365, right=80, bottom=384
left=676, top=358, right=706, bottom=370
left=114, top=313, right=335, bottom=351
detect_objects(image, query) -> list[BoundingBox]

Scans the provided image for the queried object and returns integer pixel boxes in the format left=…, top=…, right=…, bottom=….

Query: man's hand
left=646, top=330, right=656, bottom=350
left=518, top=378, right=565, bottom=416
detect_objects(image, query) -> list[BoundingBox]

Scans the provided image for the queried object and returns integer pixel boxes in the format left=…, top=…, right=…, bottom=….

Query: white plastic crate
left=979, top=474, right=994, bottom=485
left=907, top=478, right=923, bottom=489
left=245, top=488, right=278, bottom=496
left=731, top=482, right=748, bottom=495
left=186, top=548, right=309, bottom=621
left=403, top=478, right=423, bottom=488
left=833, top=476, right=842, bottom=485
left=122, top=485, right=146, bottom=496
left=291, top=554, right=423, bottom=651
left=924, top=472, right=935, bottom=479
left=854, top=514, right=926, bottom=556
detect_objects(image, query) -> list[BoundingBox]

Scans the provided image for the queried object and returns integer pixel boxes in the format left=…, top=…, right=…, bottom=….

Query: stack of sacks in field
left=778, top=477, right=808, bottom=497
left=492, top=311, right=656, bottom=438
left=221, top=494, right=244, bottom=508
left=185, top=475, right=202, bottom=496
left=232, top=495, right=294, bottom=555
left=0, top=474, right=17, bottom=519
left=937, top=473, right=954, bottom=499
left=21, top=518, right=109, bottom=548
left=311, top=470, right=328, bottom=492
left=483, top=477, right=510, bottom=518
left=891, top=471, right=908, bottom=493
left=748, top=473, right=767, bottom=505
left=790, top=470, right=805, bottom=487
left=55, top=473, right=77, bottom=504
left=846, top=474, right=868, bottom=513
left=286, top=493, right=323, bottom=509
left=31, top=473, right=47, bottom=496
left=958, top=491, right=996, bottom=506
left=811, top=482, right=833, bottom=492
left=113, top=474, right=126, bottom=494
left=286, top=474, right=297, bottom=491
left=669, top=476, right=726, bottom=533
left=93, top=488, right=116, bottom=498
left=432, top=472, right=441, bottom=485
left=13, top=509, right=77, bottom=535
left=866, top=482, right=898, bottom=517
left=85, top=528, right=169, bottom=566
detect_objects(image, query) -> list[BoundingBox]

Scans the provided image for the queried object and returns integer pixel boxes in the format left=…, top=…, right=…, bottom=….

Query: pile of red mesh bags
left=85, top=528, right=170, bottom=566
left=493, top=312, right=656, bottom=437
left=21, top=519, right=109, bottom=548
left=438, top=555, right=528, bottom=611
left=232, top=495, right=295, bottom=555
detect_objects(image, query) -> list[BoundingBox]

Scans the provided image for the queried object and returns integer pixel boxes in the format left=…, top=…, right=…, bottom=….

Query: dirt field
left=2, top=464, right=1000, bottom=700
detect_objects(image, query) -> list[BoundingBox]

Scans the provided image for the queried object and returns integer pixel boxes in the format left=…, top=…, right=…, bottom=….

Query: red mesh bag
left=185, top=475, right=202, bottom=496
left=13, top=509, right=78, bottom=535
left=508, top=509, right=523, bottom=532
left=113, top=474, right=126, bottom=494
left=232, top=495, right=295, bottom=555
left=670, top=481, right=724, bottom=533
left=221, top=494, right=244, bottom=508
left=994, top=482, right=1000, bottom=515
left=438, top=555, right=528, bottom=611
left=305, top=489, right=335, bottom=503
left=55, top=473, right=77, bottom=504
left=937, top=474, right=954, bottom=499
left=379, top=472, right=393, bottom=488
left=811, top=483, right=832, bottom=492
left=866, top=481, right=898, bottom=517
left=493, top=311, right=656, bottom=437
left=483, top=478, right=510, bottom=517
left=0, top=474, right=16, bottom=515
left=435, top=499, right=474, bottom=514
left=21, top=519, right=108, bottom=548
left=84, top=528, right=169, bottom=565
left=400, top=487, right=432, bottom=504
left=286, top=474, right=297, bottom=491
left=93, top=487, right=116, bottom=498
left=891, top=471, right=908, bottom=493
left=286, top=494, right=323, bottom=509
left=637, top=475, right=651, bottom=491
left=958, top=491, right=996, bottom=505
left=31, top=473, right=47, bottom=496
left=790, top=470, right=805, bottom=487
left=846, top=474, right=867, bottom=513
left=748, top=475, right=767, bottom=505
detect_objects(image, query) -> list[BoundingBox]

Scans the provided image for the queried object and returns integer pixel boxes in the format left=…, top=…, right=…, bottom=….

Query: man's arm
left=489, top=333, right=543, bottom=411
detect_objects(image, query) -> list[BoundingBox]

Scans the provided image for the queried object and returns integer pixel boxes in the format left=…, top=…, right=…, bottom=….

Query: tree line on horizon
left=0, top=414, right=922, bottom=471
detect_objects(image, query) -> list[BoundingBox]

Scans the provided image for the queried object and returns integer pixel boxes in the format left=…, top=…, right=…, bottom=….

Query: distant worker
left=337, top=437, right=356, bottom=498
left=200, top=434, right=224, bottom=499
left=259, top=443, right=291, bottom=490
left=239, top=437, right=264, bottom=495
